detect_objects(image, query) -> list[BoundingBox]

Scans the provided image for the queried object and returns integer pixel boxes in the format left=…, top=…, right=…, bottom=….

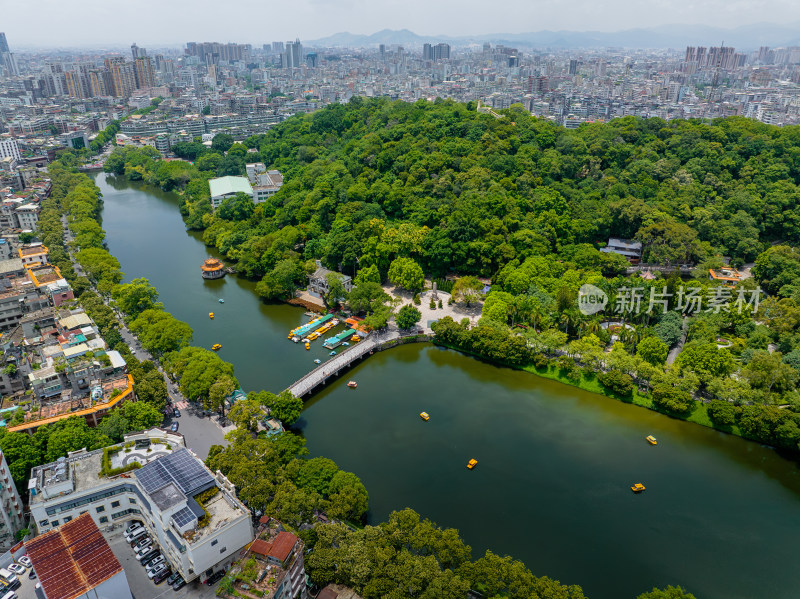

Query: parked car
left=173, top=409, right=180, bottom=418
left=152, top=569, right=172, bottom=585
left=148, top=564, right=169, bottom=580
left=146, top=556, right=166, bottom=572
left=16, top=558, right=30, bottom=570
left=138, top=550, right=159, bottom=564
left=7, top=566, right=24, bottom=577
left=135, top=543, right=155, bottom=558
left=125, top=526, right=145, bottom=543
left=124, top=521, right=142, bottom=534
left=133, top=537, right=153, bottom=552
left=171, top=577, right=186, bottom=591
left=170, top=422, right=179, bottom=432
left=27, top=572, right=35, bottom=581
left=204, top=571, right=225, bottom=586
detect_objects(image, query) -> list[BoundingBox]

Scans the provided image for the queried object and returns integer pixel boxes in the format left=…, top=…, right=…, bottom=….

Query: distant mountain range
left=308, top=23, right=800, bottom=50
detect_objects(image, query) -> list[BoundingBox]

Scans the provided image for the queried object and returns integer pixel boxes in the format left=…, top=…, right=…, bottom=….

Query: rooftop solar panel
left=172, top=506, right=196, bottom=529
left=135, top=448, right=215, bottom=498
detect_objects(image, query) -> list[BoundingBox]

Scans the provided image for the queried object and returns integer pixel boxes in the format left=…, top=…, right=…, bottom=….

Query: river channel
left=94, top=172, right=800, bottom=599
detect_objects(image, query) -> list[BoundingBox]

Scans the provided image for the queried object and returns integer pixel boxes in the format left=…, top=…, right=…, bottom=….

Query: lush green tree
left=637, top=585, right=697, bottom=599
left=675, top=341, right=735, bottom=384
left=130, top=309, right=193, bottom=355
left=597, top=369, right=634, bottom=398
left=250, top=389, right=304, bottom=425
left=354, top=264, right=381, bottom=286
left=752, top=245, right=800, bottom=297
left=324, top=272, right=348, bottom=307
left=347, top=282, right=390, bottom=315
left=396, top=304, right=422, bottom=330
left=211, top=133, right=235, bottom=153
left=166, top=346, right=237, bottom=402
left=228, top=398, right=264, bottom=432
left=652, top=384, right=694, bottom=415
left=37, top=417, right=113, bottom=463
left=326, top=470, right=369, bottom=521
left=75, top=248, right=123, bottom=285
left=451, top=276, right=483, bottom=306
left=112, top=277, right=162, bottom=318
left=742, top=351, right=799, bottom=394
left=654, top=311, right=683, bottom=347
left=388, top=257, right=424, bottom=292
left=208, top=375, right=236, bottom=415
left=707, top=400, right=738, bottom=426
left=636, top=336, right=669, bottom=366
left=296, top=457, right=339, bottom=496
left=0, top=431, right=43, bottom=491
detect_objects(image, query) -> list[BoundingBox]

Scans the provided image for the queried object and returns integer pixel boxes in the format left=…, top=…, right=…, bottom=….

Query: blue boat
left=314, top=359, right=321, bottom=364
left=329, top=351, right=337, bottom=356
left=218, top=299, right=225, bottom=303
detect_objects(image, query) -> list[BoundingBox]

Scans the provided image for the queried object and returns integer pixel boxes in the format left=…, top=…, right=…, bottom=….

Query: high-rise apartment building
left=65, top=70, right=86, bottom=99
left=272, top=41, right=284, bottom=53
left=105, top=58, right=136, bottom=97
left=134, top=56, right=155, bottom=89
left=131, top=42, right=145, bottom=60
left=88, top=69, right=109, bottom=96
left=569, top=59, right=579, bottom=75
left=424, top=43, right=450, bottom=61
left=0, top=32, right=19, bottom=77
left=283, top=39, right=303, bottom=68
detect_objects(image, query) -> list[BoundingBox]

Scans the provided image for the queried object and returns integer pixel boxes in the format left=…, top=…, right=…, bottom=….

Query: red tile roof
left=268, top=532, right=297, bottom=562
left=25, top=513, right=123, bottom=599
left=250, top=539, right=272, bottom=556
left=249, top=532, right=297, bottom=562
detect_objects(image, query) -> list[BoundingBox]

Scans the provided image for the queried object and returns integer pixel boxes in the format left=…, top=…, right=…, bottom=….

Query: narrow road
left=59, top=214, right=228, bottom=457
left=666, top=315, right=689, bottom=366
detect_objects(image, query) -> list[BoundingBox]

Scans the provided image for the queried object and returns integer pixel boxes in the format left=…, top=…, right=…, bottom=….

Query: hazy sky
left=4, top=0, right=800, bottom=47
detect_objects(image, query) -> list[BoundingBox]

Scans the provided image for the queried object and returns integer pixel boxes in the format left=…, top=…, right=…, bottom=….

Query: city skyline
left=5, top=0, right=800, bottom=48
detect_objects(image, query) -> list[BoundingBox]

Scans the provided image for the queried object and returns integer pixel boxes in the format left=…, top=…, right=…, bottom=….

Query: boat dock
left=322, top=328, right=356, bottom=349
left=290, top=313, right=333, bottom=339
left=287, top=333, right=382, bottom=397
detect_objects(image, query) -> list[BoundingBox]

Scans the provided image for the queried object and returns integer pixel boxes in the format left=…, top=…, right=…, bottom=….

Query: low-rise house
left=245, top=163, right=283, bottom=203
left=308, top=262, right=353, bottom=296
left=209, top=176, right=253, bottom=210
left=600, top=238, right=642, bottom=263
left=18, top=242, right=48, bottom=266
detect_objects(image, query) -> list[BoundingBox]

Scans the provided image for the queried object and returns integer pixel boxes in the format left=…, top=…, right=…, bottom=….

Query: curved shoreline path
left=94, top=172, right=800, bottom=599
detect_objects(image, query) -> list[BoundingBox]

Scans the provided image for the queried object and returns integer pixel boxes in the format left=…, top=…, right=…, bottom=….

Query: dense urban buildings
left=1, top=33, right=800, bottom=164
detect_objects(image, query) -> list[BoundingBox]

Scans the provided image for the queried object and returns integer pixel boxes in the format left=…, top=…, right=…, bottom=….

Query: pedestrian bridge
left=286, top=331, right=398, bottom=397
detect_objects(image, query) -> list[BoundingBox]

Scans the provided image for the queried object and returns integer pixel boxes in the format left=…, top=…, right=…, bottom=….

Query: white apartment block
left=0, top=139, right=21, bottom=163
left=0, top=450, right=24, bottom=551
left=245, top=163, right=284, bottom=204
left=28, top=430, right=254, bottom=582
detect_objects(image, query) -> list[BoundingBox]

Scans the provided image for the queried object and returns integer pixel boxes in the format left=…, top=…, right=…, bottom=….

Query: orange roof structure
left=8, top=374, right=134, bottom=433
left=201, top=258, right=225, bottom=272
left=709, top=268, right=742, bottom=285
left=25, top=513, right=123, bottom=599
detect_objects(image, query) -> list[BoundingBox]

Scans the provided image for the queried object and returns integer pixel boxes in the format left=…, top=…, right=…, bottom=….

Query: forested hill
left=106, top=98, right=800, bottom=288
